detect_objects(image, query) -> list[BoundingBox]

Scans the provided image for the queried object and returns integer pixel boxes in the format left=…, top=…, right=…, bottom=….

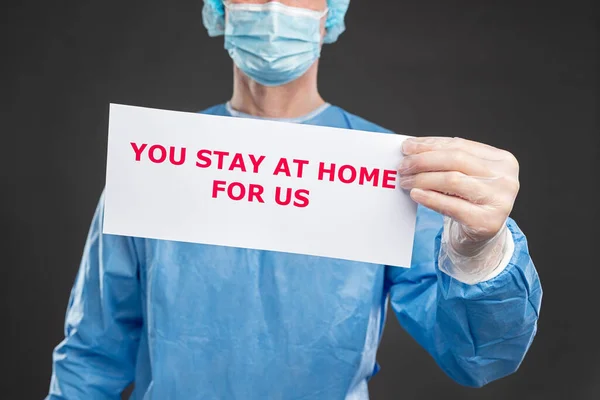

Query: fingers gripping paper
left=104, top=104, right=417, bottom=267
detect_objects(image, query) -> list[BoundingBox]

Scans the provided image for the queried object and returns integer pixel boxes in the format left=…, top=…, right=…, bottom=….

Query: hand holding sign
left=398, top=137, right=519, bottom=260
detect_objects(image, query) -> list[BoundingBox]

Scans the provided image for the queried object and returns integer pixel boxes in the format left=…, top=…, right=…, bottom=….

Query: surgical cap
left=202, top=0, right=351, bottom=44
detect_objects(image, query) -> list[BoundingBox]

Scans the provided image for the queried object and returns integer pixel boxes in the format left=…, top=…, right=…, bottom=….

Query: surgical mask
left=224, top=1, right=328, bottom=87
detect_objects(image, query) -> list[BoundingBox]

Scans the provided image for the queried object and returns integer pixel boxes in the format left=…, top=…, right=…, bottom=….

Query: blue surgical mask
left=224, top=1, right=328, bottom=87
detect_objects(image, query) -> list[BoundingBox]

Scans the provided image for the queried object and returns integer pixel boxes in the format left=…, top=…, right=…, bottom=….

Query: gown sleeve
left=47, top=193, right=143, bottom=399
left=385, top=206, right=542, bottom=387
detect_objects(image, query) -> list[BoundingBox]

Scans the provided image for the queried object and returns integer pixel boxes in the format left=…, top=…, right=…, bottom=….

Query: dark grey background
left=2, top=0, right=598, bottom=399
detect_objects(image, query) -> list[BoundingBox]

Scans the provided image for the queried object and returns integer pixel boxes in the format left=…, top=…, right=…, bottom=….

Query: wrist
left=439, top=217, right=512, bottom=284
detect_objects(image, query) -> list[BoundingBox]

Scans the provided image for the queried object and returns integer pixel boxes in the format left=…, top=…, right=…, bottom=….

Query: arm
left=386, top=206, right=542, bottom=387
left=47, top=193, right=143, bottom=399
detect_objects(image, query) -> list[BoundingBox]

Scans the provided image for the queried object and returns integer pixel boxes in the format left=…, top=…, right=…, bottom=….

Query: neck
left=229, top=62, right=326, bottom=119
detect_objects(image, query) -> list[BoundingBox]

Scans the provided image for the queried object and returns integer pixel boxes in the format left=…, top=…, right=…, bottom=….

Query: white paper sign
left=103, top=104, right=417, bottom=267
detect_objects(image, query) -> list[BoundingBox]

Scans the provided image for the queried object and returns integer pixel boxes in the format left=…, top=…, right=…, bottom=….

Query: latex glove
left=399, top=137, right=520, bottom=283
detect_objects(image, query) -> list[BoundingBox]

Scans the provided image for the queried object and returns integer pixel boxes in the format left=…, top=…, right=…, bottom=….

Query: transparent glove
left=399, top=136, right=521, bottom=284
left=439, top=216, right=513, bottom=284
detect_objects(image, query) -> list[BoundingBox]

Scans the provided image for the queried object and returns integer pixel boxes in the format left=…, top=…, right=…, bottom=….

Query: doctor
left=47, top=1, right=542, bottom=399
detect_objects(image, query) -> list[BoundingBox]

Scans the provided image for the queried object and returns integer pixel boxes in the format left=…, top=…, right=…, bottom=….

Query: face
left=226, top=0, right=328, bottom=13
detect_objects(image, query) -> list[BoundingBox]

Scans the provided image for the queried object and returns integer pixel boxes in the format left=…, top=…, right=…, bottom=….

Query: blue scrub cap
left=202, top=0, right=350, bottom=44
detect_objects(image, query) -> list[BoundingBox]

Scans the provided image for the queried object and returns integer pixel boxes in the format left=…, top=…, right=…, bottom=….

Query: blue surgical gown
left=47, top=103, right=542, bottom=399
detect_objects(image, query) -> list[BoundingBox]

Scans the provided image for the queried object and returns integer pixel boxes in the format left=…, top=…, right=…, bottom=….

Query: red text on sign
left=317, top=162, right=397, bottom=189
left=130, top=142, right=186, bottom=166
left=212, top=180, right=265, bottom=203
left=196, top=150, right=266, bottom=173
left=273, top=158, right=310, bottom=178
left=275, top=187, right=310, bottom=208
